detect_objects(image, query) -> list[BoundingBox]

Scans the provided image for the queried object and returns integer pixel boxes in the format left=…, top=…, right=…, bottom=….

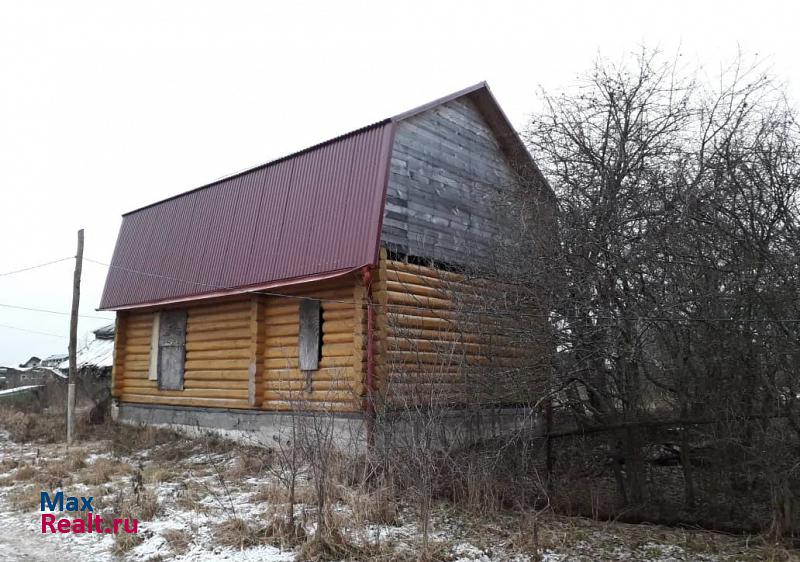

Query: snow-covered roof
left=93, top=323, right=115, bottom=340
left=42, top=353, right=68, bottom=362
left=58, top=337, right=114, bottom=370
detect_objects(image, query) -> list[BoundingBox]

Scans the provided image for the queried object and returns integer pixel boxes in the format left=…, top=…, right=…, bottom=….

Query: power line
left=0, top=256, right=74, bottom=278
left=0, top=323, right=67, bottom=339
left=85, top=256, right=800, bottom=324
left=0, top=303, right=111, bottom=321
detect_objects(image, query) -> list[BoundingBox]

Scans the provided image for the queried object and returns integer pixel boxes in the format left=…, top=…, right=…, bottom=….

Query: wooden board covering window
left=298, top=299, right=321, bottom=371
left=158, top=310, right=187, bottom=390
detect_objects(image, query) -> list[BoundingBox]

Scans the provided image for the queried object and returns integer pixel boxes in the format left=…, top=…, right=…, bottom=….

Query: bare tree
left=501, top=47, right=800, bottom=532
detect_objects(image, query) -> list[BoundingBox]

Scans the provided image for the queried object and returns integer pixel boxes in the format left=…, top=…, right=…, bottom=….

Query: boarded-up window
left=157, top=310, right=187, bottom=390
left=298, top=299, right=322, bottom=371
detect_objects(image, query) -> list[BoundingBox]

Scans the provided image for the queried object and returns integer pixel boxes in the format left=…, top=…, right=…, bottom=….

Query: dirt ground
left=0, top=416, right=795, bottom=562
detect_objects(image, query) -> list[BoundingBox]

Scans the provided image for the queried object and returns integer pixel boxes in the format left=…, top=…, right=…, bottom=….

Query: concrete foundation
left=114, top=401, right=368, bottom=448
left=113, top=401, right=542, bottom=450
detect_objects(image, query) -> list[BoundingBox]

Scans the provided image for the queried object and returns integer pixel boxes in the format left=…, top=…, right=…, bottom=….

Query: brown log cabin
left=99, top=82, right=553, bottom=437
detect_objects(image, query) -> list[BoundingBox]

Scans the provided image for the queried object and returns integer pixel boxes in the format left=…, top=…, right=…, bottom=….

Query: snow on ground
left=0, top=427, right=789, bottom=561
left=0, top=385, right=42, bottom=396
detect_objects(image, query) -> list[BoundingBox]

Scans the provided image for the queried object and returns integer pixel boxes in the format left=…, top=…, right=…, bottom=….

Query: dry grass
left=0, top=407, right=64, bottom=443
left=35, top=461, right=72, bottom=488
left=108, top=423, right=182, bottom=457
left=0, top=457, right=19, bottom=471
left=112, top=529, right=143, bottom=555
left=7, top=484, right=41, bottom=511
left=65, top=451, right=87, bottom=471
left=175, top=479, right=209, bottom=513
left=296, top=527, right=369, bottom=562
left=251, top=482, right=316, bottom=506
left=82, top=458, right=131, bottom=485
left=224, top=448, right=272, bottom=480
left=12, top=463, right=35, bottom=481
left=142, top=465, right=176, bottom=484
left=161, top=528, right=191, bottom=554
left=213, top=517, right=265, bottom=549
left=134, top=489, right=162, bottom=521
left=345, top=485, right=399, bottom=527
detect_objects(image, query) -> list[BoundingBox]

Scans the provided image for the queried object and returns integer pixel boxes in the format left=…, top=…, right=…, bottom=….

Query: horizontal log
left=323, top=342, right=356, bottom=357
left=121, top=387, right=248, bottom=399
left=262, top=390, right=358, bottom=403
left=186, top=328, right=251, bottom=342
left=264, top=367, right=355, bottom=381
left=386, top=290, right=453, bottom=311
left=264, top=380, right=361, bottom=393
left=185, top=358, right=250, bottom=370
left=267, top=324, right=299, bottom=337
left=120, top=394, right=250, bottom=409
left=126, top=327, right=153, bottom=339
left=121, top=379, right=155, bottom=389
left=264, top=355, right=359, bottom=369
left=188, top=320, right=249, bottom=333
left=386, top=351, right=521, bottom=367
left=125, top=360, right=149, bottom=371
left=388, top=260, right=465, bottom=282
left=265, top=315, right=301, bottom=327
left=385, top=279, right=449, bottom=299
left=126, top=317, right=155, bottom=330
left=265, top=303, right=299, bottom=318
left=265, top=347, right=298, bottom=359
left=321, top=319, right=353, bottom=334
left=322, top=309, right=354, bottom=321
left=264, top=335, right=299, bottom=347
left=185, top=339, right=250, bottom=352
left=186, top=348, right=250, bottom=361
left=382, top=313, right=453, bottom=331
left=321, top=301, right=354, bottom=312
left=186, top=370, right=249, bottom=381
left=184, top=379, right=249, bottom=390
left=188, top=308, right=250, bottom=326
left=259, top=400, right=359, bottom=413
left=126, top=336, right=151, bottom=347
left=189, top=300, right=250, bottom=316
left=322, top=332, right=353, bottom=345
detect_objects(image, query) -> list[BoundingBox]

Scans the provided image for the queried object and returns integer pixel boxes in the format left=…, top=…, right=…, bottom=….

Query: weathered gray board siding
left=158, top=310, right=187, bottom=391
left=383, top=97, right=519, bottom=266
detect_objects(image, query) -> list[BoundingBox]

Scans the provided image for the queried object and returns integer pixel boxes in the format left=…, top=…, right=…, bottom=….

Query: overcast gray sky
left=0, top=0, right=797, bottom=366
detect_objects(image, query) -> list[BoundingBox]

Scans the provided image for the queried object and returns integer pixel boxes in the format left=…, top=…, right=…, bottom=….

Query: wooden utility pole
left=67, top=229, right=84, bottom=445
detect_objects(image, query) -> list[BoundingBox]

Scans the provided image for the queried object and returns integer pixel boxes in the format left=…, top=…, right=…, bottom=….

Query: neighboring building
left=41, top=353, right=68, bottom=368
left=19, top=356, right=41, bottom=369
left=58, top=324, right=115, bottom=375
left=99, top=83, right=554, bottom=436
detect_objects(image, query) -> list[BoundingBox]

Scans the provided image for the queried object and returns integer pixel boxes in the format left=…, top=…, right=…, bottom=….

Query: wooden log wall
left=373, top=249, right=532, bottom=408
left=113, top=276, right=364, bottom=413
left=110, top=262, right=534, bottom=413
left=117, top=299, right=253, bottom=409
left=260, top=278, right=363, bottom=412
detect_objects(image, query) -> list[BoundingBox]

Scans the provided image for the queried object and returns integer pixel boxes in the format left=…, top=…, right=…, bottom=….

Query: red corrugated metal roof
left=99, top=82, right=541, bottom=311
left=99, top=120, right=395, bottom=310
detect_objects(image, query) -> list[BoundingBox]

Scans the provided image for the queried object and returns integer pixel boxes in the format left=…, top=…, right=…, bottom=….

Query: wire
left=0, top=323, right=67, bottom=339
left=0, top=256, right=74, bottom=278
left=0, top=303, right=112, bottom=321
left=84, top=256, right=800, bottom=324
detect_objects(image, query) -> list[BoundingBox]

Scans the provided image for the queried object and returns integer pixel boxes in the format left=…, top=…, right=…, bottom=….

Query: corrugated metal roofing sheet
left=99, top=121, right=395, bottom=310
left=99, top=82, right=542, bottom=311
